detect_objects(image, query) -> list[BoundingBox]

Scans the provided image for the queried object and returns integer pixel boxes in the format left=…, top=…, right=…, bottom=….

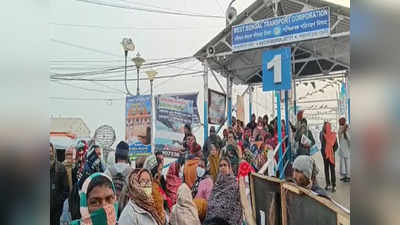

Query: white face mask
left=197, top=167, right=206, bottom=178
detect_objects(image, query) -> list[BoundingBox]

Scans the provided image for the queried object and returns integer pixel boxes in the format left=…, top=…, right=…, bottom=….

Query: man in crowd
left=246, top=114, right=257, bottom=133
left=50, top=142, right=69, bottom=225
left=292, top=155, right=329, bottom=199
left=105, top=141, right=132, bottom=204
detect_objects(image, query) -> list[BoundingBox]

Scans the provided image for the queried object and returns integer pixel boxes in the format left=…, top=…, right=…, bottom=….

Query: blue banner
left=155, top=95, right=194, bottom=158
left=125, top=95, right=152, bottom=159
left=232, top=7, right=330, bottom=52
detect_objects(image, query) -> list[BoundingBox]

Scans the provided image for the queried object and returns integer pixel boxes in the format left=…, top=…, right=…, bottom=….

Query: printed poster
left=126, top=95, right=152, bottom=159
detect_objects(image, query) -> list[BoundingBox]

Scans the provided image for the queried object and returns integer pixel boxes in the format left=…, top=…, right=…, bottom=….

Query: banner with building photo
left=208, top=89, right=226, bottom=125
left=126, top=95, right=152, bottom=160
left=154, top=95, right=194, bottom=158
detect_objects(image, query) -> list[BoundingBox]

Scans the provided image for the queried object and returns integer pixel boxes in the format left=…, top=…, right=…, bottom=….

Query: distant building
left=50, top=117, right=91, bottom=161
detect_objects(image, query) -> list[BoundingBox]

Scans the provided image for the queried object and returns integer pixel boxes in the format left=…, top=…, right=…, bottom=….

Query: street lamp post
left=145, top=70, right=157, bottom=152
left=121, top=38, right=135, bottom=96
left=132, top=53, right=146, bottom=96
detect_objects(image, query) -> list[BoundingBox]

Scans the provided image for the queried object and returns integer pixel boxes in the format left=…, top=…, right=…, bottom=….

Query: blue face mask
left=76, top=203, right=118, bottom=225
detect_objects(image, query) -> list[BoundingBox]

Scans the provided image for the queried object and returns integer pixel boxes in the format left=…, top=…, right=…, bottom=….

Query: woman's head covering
left=127, top=169, right=164, bottom=225
left=193, top=198, right=208, bottom=222
left=205, top=164, right=243, bottom=225
left=184, top=158, right=200, bottom=189
left=170, top=183, right=201, bottom=225
left=166, top=162, right=182, bottom=206
left=71, top=172, right=118, bottom=225
left=225, top=144, right=239, bottom=176
left=323, top=122, right=337, bottom=165
left=78, top=145, right=106, bottom=187
left=143, top=155, right=158, bottom=173
left=208, top=153, right=220, bottom=183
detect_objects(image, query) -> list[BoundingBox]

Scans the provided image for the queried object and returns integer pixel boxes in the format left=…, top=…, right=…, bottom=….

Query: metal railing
left=257, top=135, right=292, bottom=179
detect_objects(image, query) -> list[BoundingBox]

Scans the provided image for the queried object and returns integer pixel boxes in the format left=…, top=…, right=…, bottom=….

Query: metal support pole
left=284, top=90, right=290, bottom=161
left=276, top=91, right=283, bottom=178
left=293, top=79, right=297, bottom=115
left=346, top=72, right=351, bottom=124
left=227, top=74, right=233, bottom=126
left=150, top=80, right=154, bottom=152
left=124, top=50, right=132, bottom=96
left=249, top=85, right=253, bottom=123
left=204, top=61, right=209, bottom=143
left=136, top=67, right=140, bottom=96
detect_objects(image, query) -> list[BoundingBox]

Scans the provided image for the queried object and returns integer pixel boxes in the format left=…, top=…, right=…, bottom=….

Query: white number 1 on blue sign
left=267, top=54, right=282, bottom=84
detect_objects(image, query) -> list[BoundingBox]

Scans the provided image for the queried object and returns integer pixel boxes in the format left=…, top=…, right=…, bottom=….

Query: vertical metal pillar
left=203, top=61, right=209, bottom=143
left=249, top=85, right=253, bottom=123
left=293, top=79, right=297, bottom=115
left=346, top=71, right=351, bottom=124
left=227, top=74, right=232, bottom=126
left=284, top=90, right=290, bottom=161
left=276, top=91, right=283, bottom=177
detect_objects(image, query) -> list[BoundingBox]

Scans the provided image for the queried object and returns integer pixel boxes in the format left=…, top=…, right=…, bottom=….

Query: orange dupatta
left=324, top=122, right=337, bottom=165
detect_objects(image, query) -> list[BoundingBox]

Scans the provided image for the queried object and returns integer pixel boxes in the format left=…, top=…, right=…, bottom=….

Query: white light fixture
left=132, top=52, right=145, bottom=68
left=121, top=38, right=135, bottom=52
left=145, top=70, right=157, bottom=81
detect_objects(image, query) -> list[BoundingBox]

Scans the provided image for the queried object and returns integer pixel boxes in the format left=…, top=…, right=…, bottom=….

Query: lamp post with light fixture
left=145, top=69, right=157, bottom=152
left=132, top=53, right=146, bottom=96
left=121, top=38, right=135, bottom=96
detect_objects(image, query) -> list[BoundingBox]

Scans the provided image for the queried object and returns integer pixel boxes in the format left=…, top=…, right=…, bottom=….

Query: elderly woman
left=169, top=183, right=201, bottom=225
left=118, top=169, right=166, bottom=225
left=204, top=157, right=243, bottom=225
left=70, top=173, right=118, bottom=225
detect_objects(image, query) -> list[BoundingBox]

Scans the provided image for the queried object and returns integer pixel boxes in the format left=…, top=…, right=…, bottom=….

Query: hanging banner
left=232, top=7, right=330, bottom=52
left=208, top=89, right=227, bottom=125
left=126, top=95, right=152, bottom=159
left=236, top=95, right=245, bottom=122
left=155, top=95, right=194, bottom=158
left=163, top=92, right=200, bottom=124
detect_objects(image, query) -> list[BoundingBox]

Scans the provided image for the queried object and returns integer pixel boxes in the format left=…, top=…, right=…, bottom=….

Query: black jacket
left=50, top=161, right=69, bottom=225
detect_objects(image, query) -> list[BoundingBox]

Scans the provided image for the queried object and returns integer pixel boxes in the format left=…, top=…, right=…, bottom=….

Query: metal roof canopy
left=194, top=0, right=350, bottom=85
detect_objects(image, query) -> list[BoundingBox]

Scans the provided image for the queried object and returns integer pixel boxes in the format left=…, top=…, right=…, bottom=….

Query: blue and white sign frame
left=262, top=47, right=292, bottom=91
left=232, top=7, right=330, bottom=52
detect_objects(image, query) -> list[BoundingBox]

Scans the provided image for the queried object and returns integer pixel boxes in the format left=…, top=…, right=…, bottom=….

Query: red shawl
left=324, top=122, right=337, bottom=165
left=166, top=162, right=182, bottom=206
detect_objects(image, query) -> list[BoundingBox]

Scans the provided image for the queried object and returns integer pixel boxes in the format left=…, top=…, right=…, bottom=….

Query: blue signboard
left=232, top=7, right=330, bottom=52
left=262, top=47, right=291, bottom=91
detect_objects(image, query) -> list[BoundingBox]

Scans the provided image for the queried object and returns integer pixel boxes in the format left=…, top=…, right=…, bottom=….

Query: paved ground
left=312, top=152, right=350, bottom=209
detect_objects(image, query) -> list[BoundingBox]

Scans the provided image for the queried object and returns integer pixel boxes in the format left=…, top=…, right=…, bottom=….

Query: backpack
left=109, top=166, right=131, bottom=200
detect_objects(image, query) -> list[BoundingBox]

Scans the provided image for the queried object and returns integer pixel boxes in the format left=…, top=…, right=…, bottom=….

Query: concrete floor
left=312, top=152, right=350, bottom=209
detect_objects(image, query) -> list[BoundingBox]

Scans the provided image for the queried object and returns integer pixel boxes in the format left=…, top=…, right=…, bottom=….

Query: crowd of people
left=50, top=111, right=351, bottom=225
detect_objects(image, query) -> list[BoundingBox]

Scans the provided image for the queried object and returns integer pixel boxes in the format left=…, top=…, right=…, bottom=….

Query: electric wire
left=76, top=0, right=225, bottom=19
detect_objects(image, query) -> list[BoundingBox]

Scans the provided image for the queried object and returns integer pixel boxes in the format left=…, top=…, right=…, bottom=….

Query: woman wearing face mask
left=70, top=144, right=106, bottom=221
left=70, top=173, right=118, bottom=225
left=118, top=169, right=165, bottom=225
left=192, top=157, right=214, bottom=201
left=204, top=158, right=243, bottom=225
left=169, top=183, right=201, bottom=225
